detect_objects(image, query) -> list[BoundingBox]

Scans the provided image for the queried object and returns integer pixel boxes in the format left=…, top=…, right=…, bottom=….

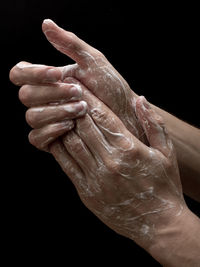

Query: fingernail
left=17, top=62, right=42, bottom=70
left=79, top=101, right=88, bottom=115
left=17, top=62, right=47, bottom=70
left=63, top=101, right=87, bottom=115
left=16, top=62, right=29, bottom=69
left=46, top=69, right=59, bottom=82
left=43, top=19, right=54, bottom=25
left=70, top=85, right=82, bottom=99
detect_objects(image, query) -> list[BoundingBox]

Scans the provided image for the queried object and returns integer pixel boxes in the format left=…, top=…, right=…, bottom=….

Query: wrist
left=148, top=207, right=200, bottom=266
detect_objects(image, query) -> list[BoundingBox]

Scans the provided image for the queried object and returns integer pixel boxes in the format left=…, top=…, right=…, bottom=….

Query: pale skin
left=10, top=20, right=200, bottom=266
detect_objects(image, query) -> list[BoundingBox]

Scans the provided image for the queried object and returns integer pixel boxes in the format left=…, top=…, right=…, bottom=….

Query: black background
left=2, top=1, right=200, bottom=266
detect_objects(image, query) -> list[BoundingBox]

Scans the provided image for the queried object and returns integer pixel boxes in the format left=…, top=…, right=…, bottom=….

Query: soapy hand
left=11, top=63, right=185, bottom=248
left=41, top=19, right=144, bottom=140
left=9, top=47, right=186, bottom=251
left=9, top=19, right=186, bottom=250
left=49, top=86, right=186, bottom=250
left=10, top=62, right=88, bottom=151
left=9, top=20, right=200, bottom=265
left=9, top=19, right=147, bottom=150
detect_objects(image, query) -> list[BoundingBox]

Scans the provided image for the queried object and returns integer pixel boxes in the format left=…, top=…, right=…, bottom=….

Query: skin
left=9, top=20, right=200, bottom=266
left=42, top=19, right=200, bottom=203
left=10, top=62, right=88, bottom=151
left=10, top=19, right=200, bottom=201
left=12, top=64, right=188, bottom=249
left=51, top=93, right=187, bottom=247
left=152, top=105, right=200, bottom=202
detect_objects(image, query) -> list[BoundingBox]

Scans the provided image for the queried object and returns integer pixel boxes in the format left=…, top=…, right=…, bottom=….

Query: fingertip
left=78, top=101, right=88, bottom=116
left=42, top=19, right=92, bottom=66
left=80, top=100, right=88, bottom=110
left=9, top=65, right=16, bottom=84
left=42, top=18, right=57, bottom=32
left=9, top=62, right=30, bottom=85
left=43, top=19, right=55, bottom=25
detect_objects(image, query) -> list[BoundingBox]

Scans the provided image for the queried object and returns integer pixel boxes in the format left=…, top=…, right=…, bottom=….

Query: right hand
left=10, top=19, right=148, bottom=151
left=40, top=19, right=144, bottom=141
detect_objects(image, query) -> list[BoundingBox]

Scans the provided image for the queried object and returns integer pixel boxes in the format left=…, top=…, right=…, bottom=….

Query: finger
left=62, top=130, right=98, bottom=176
left=42, top=19, right=99, bottom=67
left=19, top=82, right=82, bottom=107
left=28, top=120, right=74, bottom=152
left=135, top=96, right=174, bottom=158
left=26, top=101, right=87, bottom=128
left=50, top=140, right=88, bottom=193
left=76, top=114, right=111, bottom=161
left=65, top=77, right=136, bottom=150
left=9, top=61, right=62, bottom=86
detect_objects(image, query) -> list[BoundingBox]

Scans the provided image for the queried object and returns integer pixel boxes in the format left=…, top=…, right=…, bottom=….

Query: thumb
left=135, top=96, right=174, bottom=158
left=42, top=19, right=94, bottom=67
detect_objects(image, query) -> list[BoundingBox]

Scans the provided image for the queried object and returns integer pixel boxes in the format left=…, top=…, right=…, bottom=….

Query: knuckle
left=92, top=49, right=104, bottom=59
left=90, top=108, right=106, bottom=123
left=68, top=31, right=77, bottom=41
left=163, top=158, right=173, bottom=172
left=121, top=145, right=140, bottom=163
left=63, top=132, right=84, bottom=154
left=106, top=160, right=121, bottom=175
left=18, top=85, right=32, bottom=106
left=129, top=145, right=140, bottom=158
left=72, top=142, right=85, bottom=155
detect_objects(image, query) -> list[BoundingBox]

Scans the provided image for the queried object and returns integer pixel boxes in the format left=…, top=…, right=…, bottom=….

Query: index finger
left=9, top=61, right=62, bottom=86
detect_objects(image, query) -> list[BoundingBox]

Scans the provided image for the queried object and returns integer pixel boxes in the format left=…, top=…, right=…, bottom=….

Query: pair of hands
left=10, top=19, right=186, bottom=251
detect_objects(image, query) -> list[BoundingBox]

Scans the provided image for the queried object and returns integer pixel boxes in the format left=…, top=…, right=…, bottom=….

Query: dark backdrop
left=2, top=1, right=199, bottom=266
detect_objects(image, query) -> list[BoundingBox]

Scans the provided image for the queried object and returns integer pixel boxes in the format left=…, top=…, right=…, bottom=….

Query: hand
left=49, top=83, right=186, bottom=251
left=9, top=19, right=146, bottom=148
left=9, top=62, right=88, bottom=151
left=9, top=20, right=199, bottom=265
left=10, top=61, right=186, bottom=249
left=41, top=19, right=145, bottom=141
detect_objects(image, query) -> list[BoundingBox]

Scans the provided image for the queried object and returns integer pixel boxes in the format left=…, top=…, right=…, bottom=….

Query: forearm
left=152, top=104, right=200, bottom=202
left=149, top=208, right=200, bottom=266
